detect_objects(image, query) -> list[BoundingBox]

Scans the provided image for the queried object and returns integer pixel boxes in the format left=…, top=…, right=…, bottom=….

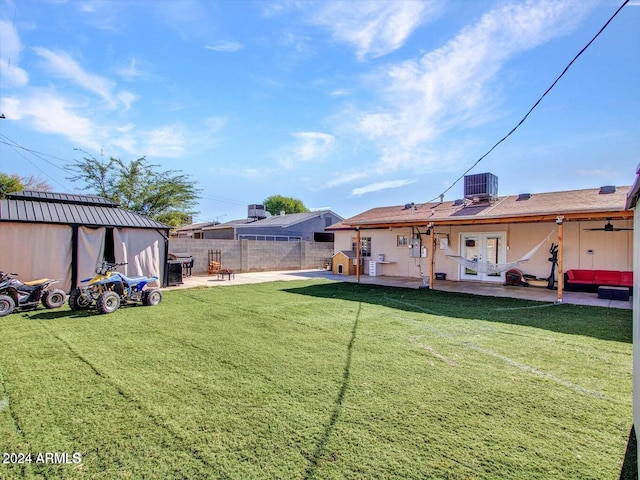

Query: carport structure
left=0, top=191, right=170, bottom=291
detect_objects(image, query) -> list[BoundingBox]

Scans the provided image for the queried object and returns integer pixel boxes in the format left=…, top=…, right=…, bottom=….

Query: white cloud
left=0, top=19, right=29, bottom=87
left=349, top=0, right=593, bottom=174
left=351, top=179, right=417, bottom=196
left=205, top=41, right=243, bottom=52
left=3, top=91, right=100, bottom=150
left=310, top=0, right=443, bottom=60
left=33, top=47, right=136, bottom=110
left=117, top=58, right=142, bottom=80
left=327, top=170, right=369, bottom=188
left=280, top=131, right=336, bottom=168
left=143, top=125, right=186, bottom=158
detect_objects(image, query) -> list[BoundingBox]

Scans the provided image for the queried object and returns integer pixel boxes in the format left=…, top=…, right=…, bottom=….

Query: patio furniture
left=598, top=286, right=630, bottom=301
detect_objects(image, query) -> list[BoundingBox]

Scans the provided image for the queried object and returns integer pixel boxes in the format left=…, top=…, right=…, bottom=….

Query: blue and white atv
left=69, top=262, right=162, bottom=314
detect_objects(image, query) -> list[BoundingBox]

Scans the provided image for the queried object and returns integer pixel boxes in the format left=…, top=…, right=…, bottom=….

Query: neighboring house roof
left=0, top=190, right=169, bottom=230
left=203, top=210, right=343, bottom=231
left=329, top=186, right=632, bottom=230
left=174, top=221, right=219, bottom=233
left=202, top=218, right=250, bottom=231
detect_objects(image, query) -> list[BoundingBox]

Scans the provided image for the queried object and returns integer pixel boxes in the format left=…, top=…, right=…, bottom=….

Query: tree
left=263, top=194, right=309, bottom=215
left=0, top=173, right=52, bottom=198
left=67, top=153, right=201, bottom=227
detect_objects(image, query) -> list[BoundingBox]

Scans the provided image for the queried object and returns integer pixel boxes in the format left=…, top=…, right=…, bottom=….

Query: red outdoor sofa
left=564, top=269, right=633, bottom=293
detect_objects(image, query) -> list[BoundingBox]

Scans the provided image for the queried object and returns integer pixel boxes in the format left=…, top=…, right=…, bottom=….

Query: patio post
left=429, top=223, right=435, bottom=289
left=355, top=227, right=361, bottom=283
left=556, top=216, right=564, bottom=303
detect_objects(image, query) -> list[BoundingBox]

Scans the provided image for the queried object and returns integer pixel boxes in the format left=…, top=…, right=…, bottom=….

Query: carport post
left=71, top=225, right=79, bottom=291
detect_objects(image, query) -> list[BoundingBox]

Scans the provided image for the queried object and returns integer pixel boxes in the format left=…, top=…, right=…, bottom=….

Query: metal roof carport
left=0, top=191, right=170, bottom=291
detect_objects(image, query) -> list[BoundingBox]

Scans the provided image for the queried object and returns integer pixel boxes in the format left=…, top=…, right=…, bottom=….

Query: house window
left=351, top=237, right=371, bottom=257
left=397, top=235, right=408, bottom=247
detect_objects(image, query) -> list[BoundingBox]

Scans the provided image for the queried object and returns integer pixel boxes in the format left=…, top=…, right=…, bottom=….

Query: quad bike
left=68, top=262, right=162, bottom=314
left=0, top=271, right=67, bottom=317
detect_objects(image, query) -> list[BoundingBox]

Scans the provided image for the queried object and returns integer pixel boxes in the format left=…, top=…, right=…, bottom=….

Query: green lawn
left=0, top=280, right=632, bottom=479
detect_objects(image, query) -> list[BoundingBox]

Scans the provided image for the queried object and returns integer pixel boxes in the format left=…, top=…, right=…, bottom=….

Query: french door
left=460, top=232, right=506, bottom=282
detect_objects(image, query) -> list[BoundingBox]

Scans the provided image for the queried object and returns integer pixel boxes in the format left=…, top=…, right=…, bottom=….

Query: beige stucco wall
left=632, top=204, right=640, bottom=478
left=334, top=218, right=633, bottom=280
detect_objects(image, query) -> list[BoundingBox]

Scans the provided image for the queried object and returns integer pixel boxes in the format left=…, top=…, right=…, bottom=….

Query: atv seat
left=23, top=278, right=52, bottom=286
left=119, top=273, right=157, bottom=286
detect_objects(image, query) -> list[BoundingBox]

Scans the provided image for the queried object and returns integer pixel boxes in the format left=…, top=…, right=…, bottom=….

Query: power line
left=0, top=135, right=72, bottom=191
left=424, top=0, right=630, bottom=204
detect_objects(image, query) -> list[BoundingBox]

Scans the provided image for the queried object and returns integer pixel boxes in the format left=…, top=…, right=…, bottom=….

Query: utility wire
left=424, top=0, right=630, bottom=204
left=0, top=135, right=72, bottom=191
left=0, top=135, right=69, bottom=171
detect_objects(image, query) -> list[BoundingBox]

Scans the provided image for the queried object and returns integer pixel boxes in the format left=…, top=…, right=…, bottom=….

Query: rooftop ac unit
left=248, top=204, right=267, bottom=219
left=464, top=173, right=498, bottom=202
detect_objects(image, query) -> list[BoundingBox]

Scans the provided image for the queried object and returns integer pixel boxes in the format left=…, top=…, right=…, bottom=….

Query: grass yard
left=0, top=279, right=632, bottom=479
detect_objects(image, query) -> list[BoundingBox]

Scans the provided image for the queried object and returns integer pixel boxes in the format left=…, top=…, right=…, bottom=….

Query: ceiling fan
left=584, top=218, right=633, bottom=232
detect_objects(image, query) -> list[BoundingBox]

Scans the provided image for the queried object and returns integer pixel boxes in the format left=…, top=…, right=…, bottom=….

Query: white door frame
left=459, top=231, right=507, bottom=282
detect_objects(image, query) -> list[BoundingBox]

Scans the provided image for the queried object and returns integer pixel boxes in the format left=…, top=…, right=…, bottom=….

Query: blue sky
left=1, top=0, right=638, bottom=222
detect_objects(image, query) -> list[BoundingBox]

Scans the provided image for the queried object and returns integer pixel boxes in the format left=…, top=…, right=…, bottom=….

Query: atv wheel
left=97, top=291, right=120, bottom=314
left=42, top=289, right=66, bottom=309
left=0, top=294, right=15, bottom=317
left=68, top=289, right=92, bottom=310
left=142, top=288, right=162, bottom=306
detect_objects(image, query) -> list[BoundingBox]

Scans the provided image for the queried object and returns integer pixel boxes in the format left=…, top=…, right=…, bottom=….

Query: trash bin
left=167, top=260, right=183, bottom=286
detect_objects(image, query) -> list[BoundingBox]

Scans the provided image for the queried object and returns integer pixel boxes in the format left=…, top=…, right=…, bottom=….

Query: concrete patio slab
left=166, top=269, right=632, bottom=310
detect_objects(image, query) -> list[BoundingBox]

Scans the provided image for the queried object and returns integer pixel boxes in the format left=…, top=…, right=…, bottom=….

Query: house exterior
left=201, top=210, right=343, bottom=242
left=0, top=191, right=170, bottom=291
left=625, top=164, right=640, bottom=477
left=329, top=179, right=632, bottom=302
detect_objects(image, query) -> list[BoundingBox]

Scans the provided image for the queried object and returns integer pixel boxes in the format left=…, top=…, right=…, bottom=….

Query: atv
left=68, top=262, right=162, bottom=314
left=0, top=271, right=67, bottom=317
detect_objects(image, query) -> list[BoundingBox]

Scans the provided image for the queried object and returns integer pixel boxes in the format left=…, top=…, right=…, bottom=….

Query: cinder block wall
left=169, top=239, right=334, bottom=274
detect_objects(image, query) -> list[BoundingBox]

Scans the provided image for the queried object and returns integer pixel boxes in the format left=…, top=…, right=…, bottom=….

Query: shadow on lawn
left=283, top=282, right=631, bottom=344
left=20, top=309, right=97, bottom=320
left=305, top=302, right=361, bottom=480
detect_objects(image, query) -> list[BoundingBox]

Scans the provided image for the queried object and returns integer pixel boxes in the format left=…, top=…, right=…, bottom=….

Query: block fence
left=168, top=238, right=335, bottom=274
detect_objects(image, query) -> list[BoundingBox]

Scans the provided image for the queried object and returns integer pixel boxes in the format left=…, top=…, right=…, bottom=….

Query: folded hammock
left=446, top=229, right=555, bottom=275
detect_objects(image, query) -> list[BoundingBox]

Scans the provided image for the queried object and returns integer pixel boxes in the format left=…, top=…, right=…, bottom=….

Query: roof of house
left=329, top=186, right=632, bottom=230
left=203, top=210, right=343, bottom=231
left=0, top=190, right=170, bottom=230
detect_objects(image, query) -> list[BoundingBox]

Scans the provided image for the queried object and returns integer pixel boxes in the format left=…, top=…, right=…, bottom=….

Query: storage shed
left=0, top=191, right=170, bottom=291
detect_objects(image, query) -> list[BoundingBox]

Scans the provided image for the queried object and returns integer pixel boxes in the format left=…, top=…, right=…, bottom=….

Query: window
left=397, top=235, right=409, bottom=247
left=351, top=236, right=372, bottom=257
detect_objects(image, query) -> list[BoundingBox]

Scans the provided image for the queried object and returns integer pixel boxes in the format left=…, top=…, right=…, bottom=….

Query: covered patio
left=168, top=269, right=631, bottom=309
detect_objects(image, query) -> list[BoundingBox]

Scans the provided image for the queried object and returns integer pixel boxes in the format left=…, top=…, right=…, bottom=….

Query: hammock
left=446, top=229, right=555, bottom=275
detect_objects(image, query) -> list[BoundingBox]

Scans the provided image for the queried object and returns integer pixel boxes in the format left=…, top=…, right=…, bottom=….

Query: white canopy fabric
left=77, top=226, right=106, bottom=283
left=114, top=228, right=164, bottom=286
left=0, top=223, right=73, bottom=291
